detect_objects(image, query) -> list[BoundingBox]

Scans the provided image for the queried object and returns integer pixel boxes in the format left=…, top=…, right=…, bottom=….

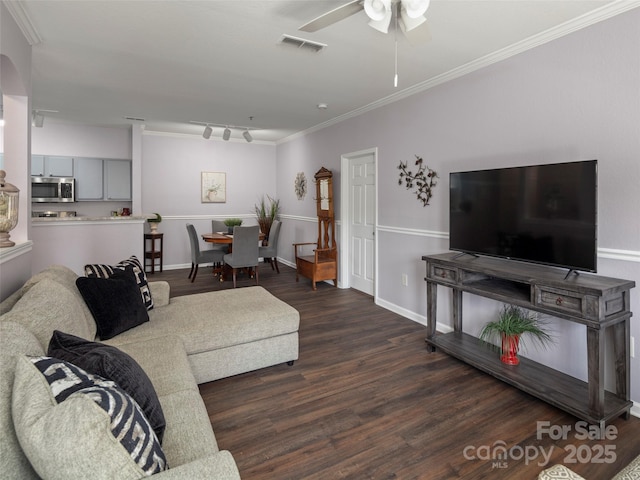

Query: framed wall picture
left=201, top=172, right=226, bottom=203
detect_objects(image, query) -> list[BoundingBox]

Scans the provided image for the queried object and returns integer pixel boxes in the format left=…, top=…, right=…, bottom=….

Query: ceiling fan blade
left=299, top=0, right=364, bottom=32
left=403, top=20, right=431, bottom=45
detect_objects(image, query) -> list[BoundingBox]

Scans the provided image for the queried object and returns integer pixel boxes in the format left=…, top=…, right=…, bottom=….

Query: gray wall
left=275, top=9, right=640, bottom=403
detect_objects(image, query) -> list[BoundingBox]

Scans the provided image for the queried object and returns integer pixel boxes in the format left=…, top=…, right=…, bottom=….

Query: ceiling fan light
left=401, top=0, right=430, bottom=19
left=243, top=130, right=253, bottom=142
left=399, top=9, right=426, bottom=32
left=223, top=127, right=231, bottom=141
left=364, top=0, right=391, bottom=22
left=368, top=10, right=392, bottom=33
left=203, top=125, right=213, bottom=139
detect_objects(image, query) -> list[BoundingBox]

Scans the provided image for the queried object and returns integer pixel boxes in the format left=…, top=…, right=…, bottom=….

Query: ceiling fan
left=299, top=0, right=431, bottom=44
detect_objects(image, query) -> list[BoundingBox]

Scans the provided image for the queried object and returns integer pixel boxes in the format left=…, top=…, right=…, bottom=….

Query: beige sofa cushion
left=0, top=265, right=97, bottom=339
left=112, top=335, right=222, bottom=467
left=0, top=322, right=44, bottom=480
left=108, top=286, right=299, bottom=354
left=158, top=390, right=220, bottom=466
left=115, top=335, right=198, bottom=396
left=1, top=278, right=92, bottom=348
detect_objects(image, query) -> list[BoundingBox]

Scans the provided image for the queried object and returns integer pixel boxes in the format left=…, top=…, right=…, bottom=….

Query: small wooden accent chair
left=293, top=167, right=338, bottom=290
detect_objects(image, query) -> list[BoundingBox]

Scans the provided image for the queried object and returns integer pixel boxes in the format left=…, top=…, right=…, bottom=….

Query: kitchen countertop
left=32, top=216, right=147, bottom=223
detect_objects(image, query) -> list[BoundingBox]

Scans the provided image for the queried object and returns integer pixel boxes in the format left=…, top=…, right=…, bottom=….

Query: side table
left=144, top=233, right=163, bottom=273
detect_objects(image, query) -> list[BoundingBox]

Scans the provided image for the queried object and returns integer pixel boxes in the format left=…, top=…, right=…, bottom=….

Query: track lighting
left=189, top=121, right=258, bottom=142
left=33, top=112, right=45, bottom=128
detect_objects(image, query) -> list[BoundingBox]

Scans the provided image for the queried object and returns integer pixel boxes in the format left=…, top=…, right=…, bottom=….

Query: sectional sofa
left=0, top=262, right=300, bottom=479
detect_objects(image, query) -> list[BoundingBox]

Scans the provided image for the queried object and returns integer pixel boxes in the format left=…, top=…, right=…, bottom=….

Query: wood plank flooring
left=150, top=263, right=640, bottom=479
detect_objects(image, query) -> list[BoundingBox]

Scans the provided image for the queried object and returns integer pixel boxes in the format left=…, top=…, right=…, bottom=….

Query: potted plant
left=147, top=213, right=162, bottom=233
left=479, top=304, right=552, bottom=365
left=223, top=218, right=243, bottom=234
left=254, top=195, right=280, bottom=242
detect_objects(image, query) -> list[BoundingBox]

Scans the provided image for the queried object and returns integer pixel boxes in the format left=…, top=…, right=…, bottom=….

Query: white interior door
left=349, top=153, right=375, bottom=295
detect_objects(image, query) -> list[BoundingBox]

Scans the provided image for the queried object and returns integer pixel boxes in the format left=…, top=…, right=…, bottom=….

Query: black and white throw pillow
left=85, top=255, right=153, bottom=310
left=28, top=356, right=168, bottom=475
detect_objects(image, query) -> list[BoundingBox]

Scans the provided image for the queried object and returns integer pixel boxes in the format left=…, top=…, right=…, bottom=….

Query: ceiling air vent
left=279, top=34, right=327, bottom=53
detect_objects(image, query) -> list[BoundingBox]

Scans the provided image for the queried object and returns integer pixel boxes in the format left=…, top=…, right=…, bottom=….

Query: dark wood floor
left=150, top=262, right=640, bottom=480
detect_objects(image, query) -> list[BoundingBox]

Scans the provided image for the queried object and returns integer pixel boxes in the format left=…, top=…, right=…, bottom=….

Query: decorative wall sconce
left=0, top=170, right=20, bottom=247
left=397, top=155, right=438, bottom=206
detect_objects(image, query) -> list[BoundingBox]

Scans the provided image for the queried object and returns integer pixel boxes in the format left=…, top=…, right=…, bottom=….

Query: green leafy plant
left=254, top=195, right=280, bottom=240
left=147, top=213, right=162, bottom=223
left=223, top=218, right=243, bottom=227
left=479, top=304, right=553, bottom=350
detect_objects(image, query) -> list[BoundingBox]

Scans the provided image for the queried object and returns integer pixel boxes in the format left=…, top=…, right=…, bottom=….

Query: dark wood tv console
left=422, top=252, right=635, bottom=428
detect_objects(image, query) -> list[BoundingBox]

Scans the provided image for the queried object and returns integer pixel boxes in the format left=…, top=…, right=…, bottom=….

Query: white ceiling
left=7, top=0, right=638, bottom=143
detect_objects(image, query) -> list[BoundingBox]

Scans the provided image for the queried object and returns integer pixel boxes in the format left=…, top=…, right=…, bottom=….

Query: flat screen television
left=449, top=160, right=597, bottom=273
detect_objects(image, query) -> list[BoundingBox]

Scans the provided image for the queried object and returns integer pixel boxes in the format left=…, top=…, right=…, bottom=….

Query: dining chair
left=223, top=225, right=260, bottom=288
left=212, top=219, right=227, bottom=233
left=186, top=224, right=225, bottom=283
left=209, top=220, right=229, bottom=253
left=258, top=219, right=281, bottom=273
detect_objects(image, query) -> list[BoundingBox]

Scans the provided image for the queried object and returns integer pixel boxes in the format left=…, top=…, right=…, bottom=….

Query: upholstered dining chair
left=258, top=219, right=281, bottom=273
left=209, top=220, right=229, bottom=253
left=223, top=225, right=260, bottom=288
left=212, top=219, right=227, bottom=233
left=186, top=224, right=225, bottom=283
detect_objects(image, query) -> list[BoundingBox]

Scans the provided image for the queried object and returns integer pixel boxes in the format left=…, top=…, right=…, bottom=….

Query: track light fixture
left=189, top=121, right=259, bottom=142
left=32, top=112, right=45, bottom=128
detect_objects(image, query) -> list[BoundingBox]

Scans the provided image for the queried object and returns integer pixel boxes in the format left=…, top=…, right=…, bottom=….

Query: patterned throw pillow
left=85, top=255, right=153, bottom=310
left=13, top=356, right=168, bottom=478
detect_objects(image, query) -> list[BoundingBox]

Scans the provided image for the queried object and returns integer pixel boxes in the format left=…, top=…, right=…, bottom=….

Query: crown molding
left=278, top=1, right=640, bottom=145
left=4, top=0, right=42, bottom=45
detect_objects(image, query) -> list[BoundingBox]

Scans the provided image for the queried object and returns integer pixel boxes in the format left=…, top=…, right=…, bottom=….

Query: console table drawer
left=429, top=265, right=457, bottom=284
left=534, top=286, right=595, bottom=318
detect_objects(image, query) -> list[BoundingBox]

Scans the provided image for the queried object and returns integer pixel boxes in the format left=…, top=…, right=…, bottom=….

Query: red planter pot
left=501, top=333, right=520, bottom=365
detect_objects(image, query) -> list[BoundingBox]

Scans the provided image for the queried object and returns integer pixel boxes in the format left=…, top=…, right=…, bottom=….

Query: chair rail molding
left=0, top=241, right=33, bottom=264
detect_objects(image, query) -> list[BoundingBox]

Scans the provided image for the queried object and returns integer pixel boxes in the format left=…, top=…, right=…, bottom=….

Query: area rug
left=615, top=454, right=640, bottom=480
left=539, top=454, right=640, bottom=480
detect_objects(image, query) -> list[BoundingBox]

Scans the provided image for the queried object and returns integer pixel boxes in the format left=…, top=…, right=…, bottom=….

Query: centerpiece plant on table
left=223, top=218, right=243, bottom=234
left=479, top=304, right=553, bottom=365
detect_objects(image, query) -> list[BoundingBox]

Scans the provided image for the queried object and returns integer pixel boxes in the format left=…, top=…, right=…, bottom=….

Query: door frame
left=340, top=147, right=378, bottom=298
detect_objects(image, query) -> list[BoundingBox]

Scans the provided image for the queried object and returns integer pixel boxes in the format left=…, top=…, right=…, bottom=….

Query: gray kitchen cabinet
left=74, top=157, right=104, bottom=200
left=105, top=159, right=131, bottom=201
left=31, top=155, right=74, bottom=177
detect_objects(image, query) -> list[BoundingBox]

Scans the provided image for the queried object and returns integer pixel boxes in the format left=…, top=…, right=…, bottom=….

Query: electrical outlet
left=631, top=336, right=636, bottom=358
left=401, top=274, right=408, bottom=286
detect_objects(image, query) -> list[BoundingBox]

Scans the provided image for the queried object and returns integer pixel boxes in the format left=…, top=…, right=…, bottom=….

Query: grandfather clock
left=293, top=167, right=338, bottom=290
left=314, top=167, right=335, bottom=249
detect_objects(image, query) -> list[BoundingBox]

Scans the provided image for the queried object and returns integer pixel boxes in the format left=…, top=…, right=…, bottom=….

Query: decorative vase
left=0, top=170, right=20, bottom=248
left=500, top=333, right=520, bottom=365
left=149, top=222, right=159, bottom=233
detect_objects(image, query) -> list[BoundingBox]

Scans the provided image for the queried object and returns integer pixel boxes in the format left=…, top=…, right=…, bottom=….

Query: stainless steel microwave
left=31, top=177, right=75, bottom=203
